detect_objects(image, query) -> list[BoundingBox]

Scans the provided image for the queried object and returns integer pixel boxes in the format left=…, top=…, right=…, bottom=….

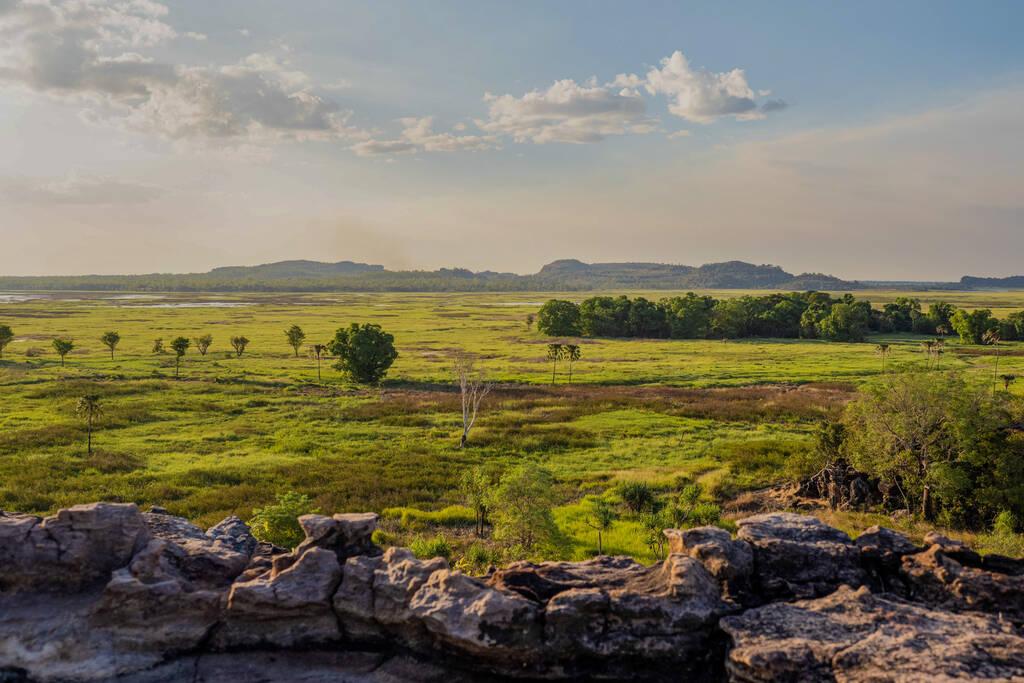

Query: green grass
left=1, top=288, right=1021, bottom=549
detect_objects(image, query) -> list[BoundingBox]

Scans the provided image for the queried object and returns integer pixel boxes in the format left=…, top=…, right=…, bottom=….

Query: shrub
left=329, top=323, right=398, bottom=384
left=248, top=491, right=317, bottom=548
left=689, top=502, right=722, bottom=526
left=456, top=543, right=502, bottom=574
left=618, top=481, right=656, bottom=514
left=409, top=534, right=452, bottom=560
left=489, top=463, right=560, bottom=553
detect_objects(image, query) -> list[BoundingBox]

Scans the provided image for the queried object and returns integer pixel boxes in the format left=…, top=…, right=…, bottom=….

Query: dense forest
left=537, top=292, right=1024, bottom=343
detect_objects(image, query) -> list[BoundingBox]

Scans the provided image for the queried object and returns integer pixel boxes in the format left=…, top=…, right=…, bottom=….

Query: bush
left=456, top=543, right=502, bottom=574
left=618, top=481, right=656, bottom=514
left=536, top=300, right=580, bottom=336
left=689, top=502, right=722, bottom=526
left=409, top=534, right=452, bottom=560
left=489, top=463, right=560, bottom=553
left=329, top=323, right=398, bottom=384
left=248, top=491, right=317, bottom=548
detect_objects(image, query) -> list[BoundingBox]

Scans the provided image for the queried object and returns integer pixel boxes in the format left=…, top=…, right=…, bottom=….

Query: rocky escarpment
left=1, top=506, right=1023, bottom=682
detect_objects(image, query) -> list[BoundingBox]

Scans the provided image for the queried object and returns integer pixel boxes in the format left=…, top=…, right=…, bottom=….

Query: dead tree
left=454, top=353, right=493, bottom=448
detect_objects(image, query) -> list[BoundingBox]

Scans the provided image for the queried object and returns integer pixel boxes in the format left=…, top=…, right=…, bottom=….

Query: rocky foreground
left=1, top=504, right=1023, bottom=682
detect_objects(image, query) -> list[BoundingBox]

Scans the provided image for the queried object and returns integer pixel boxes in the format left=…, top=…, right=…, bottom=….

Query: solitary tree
left=564, top=344, right=581, bottom=383
left=875, top=343, right=890, bottom=372
left=99, top=331, right=121, bottom=360
left=76, top=394, right=103, bottom=455
left=0, top=324, right=13, bottom=359
left=1000, top=374, right=1017, bottom=392
left=454, top=353, right=493, bottom=448
left=309, top=343, right=328, bottom=382
left=193, top=334, right=213, bottom=356
left=546, top=343, right=564, bottom=385
left=152, top=338, right=165, bottom=354
left=525, top=314, right=535, bottom=331
left=584, top=498, right=617, bottom=555
left=920, top=339, right=935, bottom=367
left=329, top=323, right=398, bottom=384
left=52, top=338, right=74, bottom=367
left=983, top=330, right=1002, bottom=394
left=285, top=325, right=306, bottom=357
left=230, top=336, right=250, bottom=358
left=460, top=466, right=493, bottom=536
left=488, top=464, right=560, bottom=553
left=169, top=336, right=190, bottom=378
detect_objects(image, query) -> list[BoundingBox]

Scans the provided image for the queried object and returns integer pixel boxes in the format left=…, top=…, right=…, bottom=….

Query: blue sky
left=2, top=1, right=1023, bottom=278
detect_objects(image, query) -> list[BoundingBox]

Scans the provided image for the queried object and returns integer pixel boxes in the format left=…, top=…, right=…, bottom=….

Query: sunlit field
left=1, top=289, right=1022, bottom=560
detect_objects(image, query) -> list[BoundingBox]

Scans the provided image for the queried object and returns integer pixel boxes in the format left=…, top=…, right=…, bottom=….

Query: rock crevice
left=2, top=504, right=1023, bottom=682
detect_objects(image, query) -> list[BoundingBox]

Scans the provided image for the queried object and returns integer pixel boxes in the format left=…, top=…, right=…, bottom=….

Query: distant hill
left=959, top=275, right=1024, bottom=289
left=208, top=260, right=384, bottom=279
left=2, top=258, right=1011, bottom=292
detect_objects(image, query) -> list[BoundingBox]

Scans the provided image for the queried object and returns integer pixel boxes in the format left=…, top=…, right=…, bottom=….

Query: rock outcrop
left=2, top=503, right=1023, bottom=682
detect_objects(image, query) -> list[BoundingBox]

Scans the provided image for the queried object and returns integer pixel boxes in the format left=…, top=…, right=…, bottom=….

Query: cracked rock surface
left=2, top=503, right=1023, bottom=682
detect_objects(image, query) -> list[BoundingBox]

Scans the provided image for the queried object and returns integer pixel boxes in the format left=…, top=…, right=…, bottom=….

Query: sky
left=1, top=1, right=1023, bottom=280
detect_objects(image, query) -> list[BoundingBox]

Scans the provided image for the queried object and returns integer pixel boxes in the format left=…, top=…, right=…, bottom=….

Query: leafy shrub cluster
left=537, top=293, right=1024, bottom=343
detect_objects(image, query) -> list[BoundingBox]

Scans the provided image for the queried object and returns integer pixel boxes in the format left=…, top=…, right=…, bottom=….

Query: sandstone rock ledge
left=1, top=506, right=1022, bottom=682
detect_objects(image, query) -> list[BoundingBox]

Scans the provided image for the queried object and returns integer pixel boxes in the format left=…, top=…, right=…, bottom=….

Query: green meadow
left=1, top=289, right=1022, bottom=561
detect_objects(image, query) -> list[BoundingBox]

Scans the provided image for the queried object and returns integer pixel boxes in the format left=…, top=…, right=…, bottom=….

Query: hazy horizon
left=2, top=1, right=1023, bottom=280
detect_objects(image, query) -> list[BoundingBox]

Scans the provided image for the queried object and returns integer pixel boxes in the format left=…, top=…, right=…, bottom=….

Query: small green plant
left=75, top=394, right=103, bottom=455
left=249, top=491, right=317, bottom=548
left=584, top=497, right=618, bottom=554
left=409, top=534, right=452, bottom=560
left=152, top=338, right=164, bottom=354
left=618, top=481, right=656, bottom=514
left=193, top=334, right=213, bottom=356
left=456, top=543, right=501, bottom=574
left=230, top=336, right=250, bottom=358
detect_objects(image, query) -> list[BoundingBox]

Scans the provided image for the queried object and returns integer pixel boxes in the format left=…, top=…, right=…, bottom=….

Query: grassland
left=1, top=289, right=1022, bottom=561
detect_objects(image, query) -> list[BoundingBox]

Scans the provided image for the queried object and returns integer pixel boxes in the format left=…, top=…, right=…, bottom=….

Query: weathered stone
left=722, top=585, right=1024, bottom=682
left=409, top=568, right=543, bottom=668
left=333, top=547, right=448, bottom=645
left=295, top=512, right=380, bottom=563
left=664, top=526, right=753, bottom=600
left=0, top=503, right=150, bottom=592
left=901, top=544, right=1024, bottom=626
left=736, top=512, right=865, bottom=600
left=216, top=546, right=343, bottom=648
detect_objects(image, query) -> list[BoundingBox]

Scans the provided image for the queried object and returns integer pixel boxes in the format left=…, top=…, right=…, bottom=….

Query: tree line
left=536, top=293, right=1024, bottom=344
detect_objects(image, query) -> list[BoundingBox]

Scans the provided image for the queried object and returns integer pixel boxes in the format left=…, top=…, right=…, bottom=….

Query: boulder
left=334, top=547, right=448, bottom=645
left=855, top=525, right=921, bottom=593
left=722, top=585, right=1024, bottom=682
left=736, top=513, right=865, bottom=600
left=294, top=512, right=380, bottom=563
left=901, top=544, right=1024, bottom=626
left=664, top=526, right=753, bottom=600
left=409, top=568, right=543, bottom=670
left=0, top=503, right=150, bottom=592
left=216, top=547, right=343, bottom=649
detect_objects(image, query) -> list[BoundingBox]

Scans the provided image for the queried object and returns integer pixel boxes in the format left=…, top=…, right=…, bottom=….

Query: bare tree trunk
left=87, top=419, right=92, bottom=455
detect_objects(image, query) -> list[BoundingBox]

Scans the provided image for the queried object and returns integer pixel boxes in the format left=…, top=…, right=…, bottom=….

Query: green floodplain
left=1, top=288, right=1022, bottom=563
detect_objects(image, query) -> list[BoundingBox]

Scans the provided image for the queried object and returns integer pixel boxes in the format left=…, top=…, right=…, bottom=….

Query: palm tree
left=76, top=395, right=103, bottom=455
left=546, top=344, right=564, bottom=385
left=874, top=343, right=890, bottom=372
left=309, top=343, right=328, bottom=382
left=920, top=339, right=935, bottom=368
left=564, top=344, right=581, bottom=383
left=983, top=330, right=1001, bottom=394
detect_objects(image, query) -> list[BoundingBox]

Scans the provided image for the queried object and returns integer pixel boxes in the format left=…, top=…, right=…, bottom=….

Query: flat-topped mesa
left=1, top=503, right=1023, bottom=682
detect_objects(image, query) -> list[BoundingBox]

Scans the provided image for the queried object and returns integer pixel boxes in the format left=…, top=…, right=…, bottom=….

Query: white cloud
left=183, top=31, right=206, bottom=41
left=477, top=78, right=655, bottom=144
left=667, top=130, right=691, bottom=139
left=644, top=50, right=784, bottom=123
left=1, top=173, right=162, bottom=205
left=0, top=0, right=364, bottom=144
left=353, top=116, right=497, bottom=157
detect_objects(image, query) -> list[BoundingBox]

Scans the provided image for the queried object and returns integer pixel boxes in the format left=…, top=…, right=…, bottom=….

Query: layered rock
left=2, top=502, right=1024, bottom=682
left=722, top=585, right=1024, bottom=682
